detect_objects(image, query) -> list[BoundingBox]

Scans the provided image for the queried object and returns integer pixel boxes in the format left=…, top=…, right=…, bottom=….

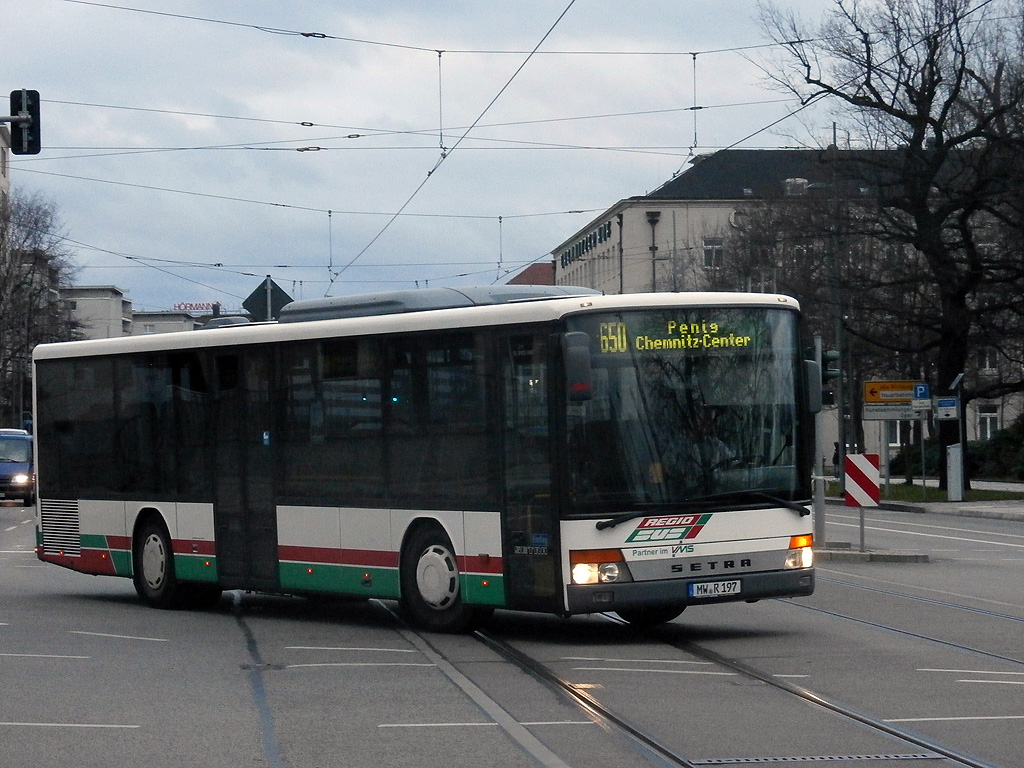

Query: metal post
left=265, top=275, right=272, bottom=321
left=813, top=335, right=826, bottom=547
left=616, top=213, right=624, bottom=295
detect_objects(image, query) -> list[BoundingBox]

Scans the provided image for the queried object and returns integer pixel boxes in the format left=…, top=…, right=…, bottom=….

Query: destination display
left=598, top=319, right=754, bottom=354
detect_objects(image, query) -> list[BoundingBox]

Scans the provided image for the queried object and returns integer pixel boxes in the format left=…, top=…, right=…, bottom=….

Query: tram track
left=470, top=618, right=1002, bottom=768
left=802, top=578, right=1024, bottom=669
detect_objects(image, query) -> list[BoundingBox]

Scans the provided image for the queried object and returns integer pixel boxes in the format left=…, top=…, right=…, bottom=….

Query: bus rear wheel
left=615, top=604, right=685, bottom=627
left=133, top=519, right=179, bottom=609
left=400, top=525, right=489, bottom=633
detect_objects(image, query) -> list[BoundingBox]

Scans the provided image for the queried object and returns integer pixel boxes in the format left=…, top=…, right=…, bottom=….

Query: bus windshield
left=564, top=307, right=805, bottom=514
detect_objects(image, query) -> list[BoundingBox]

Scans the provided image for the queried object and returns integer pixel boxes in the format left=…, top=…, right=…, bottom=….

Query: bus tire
left=400, top=525, right=488, bottom=633
left=615, top=604, right=685, bottom=627
left=133, top=518, right=179, bottom=609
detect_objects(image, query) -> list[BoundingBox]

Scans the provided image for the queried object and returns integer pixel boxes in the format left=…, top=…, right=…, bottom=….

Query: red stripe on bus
left=459, top=554, right=504, bottom=574
left=171, top=539, right=216, bottom=556
left=278, top=545, right=344, bottom=564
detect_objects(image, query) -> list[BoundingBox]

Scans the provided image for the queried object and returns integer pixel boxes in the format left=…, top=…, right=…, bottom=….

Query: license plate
left=689, top=579, right=741, bottom=598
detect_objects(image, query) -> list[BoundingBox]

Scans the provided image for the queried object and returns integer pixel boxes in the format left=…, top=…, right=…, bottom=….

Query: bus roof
left=33, top=290, right=800, bottom=361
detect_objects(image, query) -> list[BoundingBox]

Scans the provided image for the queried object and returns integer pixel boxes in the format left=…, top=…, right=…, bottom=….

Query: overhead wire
left=324, top=0, right=579, bottom=293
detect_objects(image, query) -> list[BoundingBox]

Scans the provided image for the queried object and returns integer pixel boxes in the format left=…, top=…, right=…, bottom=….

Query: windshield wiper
left=595, top=491, right=809, bottom=530
left=751, top=492, right=810, bottom=516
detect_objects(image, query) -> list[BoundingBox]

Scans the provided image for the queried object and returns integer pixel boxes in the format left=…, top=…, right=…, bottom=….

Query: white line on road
left=887, top=715, right=1024, bottom=723
left=285, top=646, right=418, bottom=653
left=918, top=668, right=1024, bottom=675
left=563, top=656, right=712, bottom=665
left=573, top=666, right=736, bottom=676
left=828, top=520, right=1024, bottom=549
left=0, top=722, right=140, bottom=729
left=70, top=630, right=168, bottom=642
left=286, top=662, right=434, bottom=668
left=0, top=653, right=89, bottom=659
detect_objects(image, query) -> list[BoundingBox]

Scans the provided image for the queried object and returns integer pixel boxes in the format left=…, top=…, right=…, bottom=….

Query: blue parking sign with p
left=913, top=384, right=930, bottom=399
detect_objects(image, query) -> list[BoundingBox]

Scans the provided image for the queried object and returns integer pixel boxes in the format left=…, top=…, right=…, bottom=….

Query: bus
left=32, top=287, right=817, bottom=632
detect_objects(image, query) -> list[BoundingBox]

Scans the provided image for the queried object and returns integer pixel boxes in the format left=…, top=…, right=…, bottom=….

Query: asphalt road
left=3, top=499, right=1022, bottom=768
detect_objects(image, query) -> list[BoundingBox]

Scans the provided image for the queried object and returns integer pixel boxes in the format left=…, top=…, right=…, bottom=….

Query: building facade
left=61, top=285, right=133, bottom=339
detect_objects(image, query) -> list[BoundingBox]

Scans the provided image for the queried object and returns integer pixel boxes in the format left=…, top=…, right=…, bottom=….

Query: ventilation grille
left=40, top=499, right=81, bottom=556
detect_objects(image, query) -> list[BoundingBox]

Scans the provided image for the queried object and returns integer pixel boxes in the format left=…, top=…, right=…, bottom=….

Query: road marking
left=919, top=668, right=1024, bottom=675
left=379, top=722, right=496, bottom=728
left=827, top=520, right=1024, bottom=549
left=572, top=666, right=736, bottom=676
left=0, top=653, right=90, bottom=659
left=563, top=656, right=712, bottom=665
left=0, top=721, right=139, bottom=729
left=379, top=721, right=593, bottom=728
left=286, top=662, right=433, bottom=668
left=827, top=520, right=1024, bottom=548
left=958, top=679, right=1024, bottom=686
left=4, top=526, right=17, bottom=532
left=71, top=630, right=168, bottom=642
left=830, top=513, right=1024, bottom=541
left=888, top=715, right=1024, bottom=723
left=285, top=646, right=417, bottom=653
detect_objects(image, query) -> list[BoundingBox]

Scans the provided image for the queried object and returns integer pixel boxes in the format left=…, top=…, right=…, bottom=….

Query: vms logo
left=624, top=514, right=713, bottom=543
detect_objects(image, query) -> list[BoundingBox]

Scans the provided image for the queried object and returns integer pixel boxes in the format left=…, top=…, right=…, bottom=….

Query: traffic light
left=9, top=89, right=41, bottom=155
left=821, top=350, right=840, bottom=405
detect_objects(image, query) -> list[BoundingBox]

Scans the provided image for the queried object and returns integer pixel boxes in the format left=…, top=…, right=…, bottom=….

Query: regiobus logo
left=624, top=514, right=713, bottom=543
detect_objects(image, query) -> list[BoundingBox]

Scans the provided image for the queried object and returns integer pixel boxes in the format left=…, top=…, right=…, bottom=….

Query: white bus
left=32, top=287, right=817, bottom=631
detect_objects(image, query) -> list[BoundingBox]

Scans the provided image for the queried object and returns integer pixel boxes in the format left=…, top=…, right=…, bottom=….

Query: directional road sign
left=863, top=380, right=921, bottom=404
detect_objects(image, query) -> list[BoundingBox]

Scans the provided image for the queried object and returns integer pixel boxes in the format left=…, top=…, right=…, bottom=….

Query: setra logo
left=624, top=513, right=713, bottom=543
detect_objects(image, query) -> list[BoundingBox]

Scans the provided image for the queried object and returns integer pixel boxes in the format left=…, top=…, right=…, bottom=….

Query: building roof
left=647, top=150, right=836, bottom=200
left=506, top=262, right=555, bottom=285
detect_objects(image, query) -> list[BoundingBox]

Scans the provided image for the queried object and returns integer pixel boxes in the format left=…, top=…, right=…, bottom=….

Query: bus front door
left=213, top=351, right=279, bottom=590
left=500, top=333, right=561, bottom=613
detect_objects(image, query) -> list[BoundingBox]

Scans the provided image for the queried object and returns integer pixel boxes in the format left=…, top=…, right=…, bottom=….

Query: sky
left=4, top=0, right=835, bottom=313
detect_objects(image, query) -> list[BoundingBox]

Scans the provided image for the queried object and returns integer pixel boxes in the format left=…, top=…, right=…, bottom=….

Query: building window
left=976, top=346, right=998, bottom=371
left=703, top=237, right=724, bottom=269
left=978, top=404, right=999, bottom=441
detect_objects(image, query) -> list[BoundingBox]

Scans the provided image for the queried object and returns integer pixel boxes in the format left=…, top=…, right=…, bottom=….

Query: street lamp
left=646, top=211, right=661, bottom=291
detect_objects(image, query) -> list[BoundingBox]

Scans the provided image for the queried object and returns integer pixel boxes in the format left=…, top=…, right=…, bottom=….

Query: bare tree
left=0, top=190, right=78, bottom=426
left=757, top=0, right=1024, bottom=485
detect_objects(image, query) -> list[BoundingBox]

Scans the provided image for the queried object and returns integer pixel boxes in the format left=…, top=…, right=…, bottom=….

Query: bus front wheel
left=400, top=525, right=489, bottom=633
left=133, top=519, right=179, bottom=609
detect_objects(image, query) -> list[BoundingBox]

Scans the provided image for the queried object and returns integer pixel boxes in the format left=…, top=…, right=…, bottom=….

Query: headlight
left=786, top=535, right=813, bottom=569
left=570, top=549, right=632, bottom=585
left=11, top=474, right=30, bottom=485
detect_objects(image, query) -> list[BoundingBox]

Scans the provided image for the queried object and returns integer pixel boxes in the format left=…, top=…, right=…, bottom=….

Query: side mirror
left=562, top=332, right=593, bottom=402
left=804, top=360, right=822, bottom=414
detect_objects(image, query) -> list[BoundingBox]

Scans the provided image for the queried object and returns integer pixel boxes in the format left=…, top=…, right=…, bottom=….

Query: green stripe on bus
left=460, top=574, right=507, bottom=606
left=278, top=562, right=401, bottom=598
left=173, top=553, right=219, bottom=583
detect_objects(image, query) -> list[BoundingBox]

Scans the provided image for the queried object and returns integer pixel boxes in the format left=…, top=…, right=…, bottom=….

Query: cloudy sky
left=5, top=0, right=834, bottom=312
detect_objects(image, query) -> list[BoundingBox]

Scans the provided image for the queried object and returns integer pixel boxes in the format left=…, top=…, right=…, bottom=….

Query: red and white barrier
left=844, top=453, right=880, bottom=508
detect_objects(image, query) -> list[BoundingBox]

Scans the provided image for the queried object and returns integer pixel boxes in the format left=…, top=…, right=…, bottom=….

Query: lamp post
left=646, top=211, right=661, bottom=291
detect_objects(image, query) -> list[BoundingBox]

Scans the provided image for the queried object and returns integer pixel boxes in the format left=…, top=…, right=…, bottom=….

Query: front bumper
left=565, top=568, right=814, bottom=615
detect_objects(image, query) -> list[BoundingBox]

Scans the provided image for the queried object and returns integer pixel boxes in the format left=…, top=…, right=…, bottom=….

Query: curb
left=815, top=548, right=929, bottom=565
